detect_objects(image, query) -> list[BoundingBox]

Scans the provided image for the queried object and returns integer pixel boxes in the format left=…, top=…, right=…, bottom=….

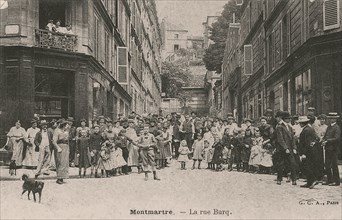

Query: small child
left=259, top=142, right=273, bottom=174
left=248, top=138, right=262, bottom=173
left=98, top=141, right=113, bottom=177
left=203, top=140, right=211, bottom=169
left=221, top=128, right=231, bottom=171
left=154, top=130, right=165, bottom=169
left=231, top=129, right=244, bottom=171
left=112, top=142, right=127, bottom=175
left=191, top=134, right=205, bottom=169
left=117, top=130, right=129, bottom=175
left=178, top=140, right=191, bottom=170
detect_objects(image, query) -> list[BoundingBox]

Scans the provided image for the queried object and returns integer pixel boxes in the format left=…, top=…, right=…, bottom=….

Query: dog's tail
left=22, top=174, right=29, bottom=181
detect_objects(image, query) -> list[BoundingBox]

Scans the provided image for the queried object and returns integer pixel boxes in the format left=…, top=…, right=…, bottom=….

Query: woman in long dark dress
left=211, top=138, right=223, bottom=171
left=76, top=119, right=91, bottom=178
left=53, top=120, right=70, bottom=184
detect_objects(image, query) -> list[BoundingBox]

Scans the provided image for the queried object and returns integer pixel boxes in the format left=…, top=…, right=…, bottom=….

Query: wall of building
left=222, top=0, right=342, bottom=121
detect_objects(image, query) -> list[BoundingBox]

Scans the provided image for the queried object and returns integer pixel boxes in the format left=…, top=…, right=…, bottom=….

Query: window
left=267, top=34, right=273, bottom=73
left=120, top=99, right=124, bottom=115
left=244, top=44, right=253, bottom=75
left=274, top=22, right=281, bottom=64
left=117, top=47, right=128, bottom=84
left=282, top=15, right=288, bottom=59
left=295, top=69, right=312, bottom=115
left=94, top=13, right=99, bottom=60
left=323, top=0, right=340, bottom=31
left=174, top=44, right=179, bottom=51
left=174, top=33, right=179, bottom=39
left=105, top=30, right=110, bottom=70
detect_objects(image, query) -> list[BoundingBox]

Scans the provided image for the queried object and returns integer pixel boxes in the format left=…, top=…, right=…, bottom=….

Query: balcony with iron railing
left=35, top=29, right=78, bottom=52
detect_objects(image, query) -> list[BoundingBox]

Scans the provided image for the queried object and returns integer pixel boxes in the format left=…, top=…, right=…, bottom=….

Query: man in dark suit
left=322, top=113, right=341, bottom=186
left=297, top=116, right=319, bottom=189
left=34, top=120, right=54, bottom=179
left=67, top=117, right=77, bottom=167
left=275, top=111, right=298, bottom=185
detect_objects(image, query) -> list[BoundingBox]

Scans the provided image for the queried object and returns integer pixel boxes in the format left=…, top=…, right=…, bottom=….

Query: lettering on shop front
left=35, top=56, right=78, bottom=70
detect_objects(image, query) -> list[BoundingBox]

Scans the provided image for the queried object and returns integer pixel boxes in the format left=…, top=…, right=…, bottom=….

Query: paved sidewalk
left=0, top=165, right=142, bottom=181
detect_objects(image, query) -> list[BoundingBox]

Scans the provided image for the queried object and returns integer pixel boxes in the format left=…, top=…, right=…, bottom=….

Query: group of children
left=176, top=121, right=274, bottom=174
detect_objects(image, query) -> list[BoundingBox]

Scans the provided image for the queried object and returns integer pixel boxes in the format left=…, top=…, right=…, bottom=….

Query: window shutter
left=117, top=47, right=128, bottom=84
left=323, top=0, right=340, bottom=31
left=279, top=84, right=283, bottom=111
left=236, top=0, right=243, bottom=6
left=244, top=44, right=253, bottom=75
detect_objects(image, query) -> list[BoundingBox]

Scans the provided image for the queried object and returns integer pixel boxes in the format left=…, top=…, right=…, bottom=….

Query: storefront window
left=34, top=69, right=72, bottom=118
left=295, top=69, right=312, bottom=115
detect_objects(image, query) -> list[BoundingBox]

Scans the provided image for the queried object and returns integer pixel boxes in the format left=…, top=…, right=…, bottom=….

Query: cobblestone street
left=1, top=160, right=341, bottom=219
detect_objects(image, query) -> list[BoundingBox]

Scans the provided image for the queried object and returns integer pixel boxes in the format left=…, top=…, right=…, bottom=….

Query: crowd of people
left=3, top=107, right=341, bottom=188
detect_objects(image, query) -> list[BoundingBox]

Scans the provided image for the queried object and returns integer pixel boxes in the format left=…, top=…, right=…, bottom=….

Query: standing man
left=181, top=115, right=195, bottom=153
left=34, top=120, right=53, bottom=179
left=266, top=109, right=278, bottom=129
left=322, top=113, right=341, bottom=186
left=275, top=111, right=298, bottom=185
left=226, top=113, right=238, bottom=136
left=137, top=126, right=160, bottom=181
left=297, top=116, right=319, bottom=189
left=67, top=117, right=77, bottom=167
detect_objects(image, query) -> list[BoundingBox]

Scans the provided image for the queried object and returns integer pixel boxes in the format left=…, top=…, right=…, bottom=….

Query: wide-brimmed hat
left=58, top=118, right=68, bottom=125
left=308, top=107, right=316, bottom=112
left=297, top=116, right=310, bottom=123
left=67, top=117, right=74, bottom=122
left=128, top=119, right=135, bottom=124
left=260, top=116, right=268, bottom=121
left=40, top=120, right=48, bottom=126
left=244, top=118, right=253, bottom=123
left=30, top=119, right=37, bottom=124
left=57, top=118, right=64, bottom=124
left=317, top=114, right=327, bottom=120
left=327, top=112, right=340, bottom=119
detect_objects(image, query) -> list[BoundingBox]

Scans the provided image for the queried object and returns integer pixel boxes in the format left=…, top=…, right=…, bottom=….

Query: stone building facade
left=222, top=0, right=342, bottom=122
left=0, top=0, right=162, bottom=136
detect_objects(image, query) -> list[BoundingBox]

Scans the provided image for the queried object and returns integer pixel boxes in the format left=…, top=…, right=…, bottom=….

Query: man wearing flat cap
left=34, top=120, right=53, bottom=178
left=322, top=113, right=341, bottom=186
left=275, top=111, right=298, bottom=185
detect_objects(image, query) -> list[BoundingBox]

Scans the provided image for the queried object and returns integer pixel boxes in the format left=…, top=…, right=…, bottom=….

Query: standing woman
left=162, top=122, right=172, bottom=167
left=7, top=120, right=27, bottom=167
left=76, top=119, right=91, bottom=178
left=23, top=119, right=40, bottom=168
left=53, top=119, right=70, bottom=184
left=48, top=119, right=59, bottom=171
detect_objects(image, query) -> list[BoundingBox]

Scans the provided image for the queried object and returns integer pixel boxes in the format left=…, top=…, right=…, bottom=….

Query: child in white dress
left=178, top=140, right=191, bottom=170
left=112, top=142, right=127, bottom=175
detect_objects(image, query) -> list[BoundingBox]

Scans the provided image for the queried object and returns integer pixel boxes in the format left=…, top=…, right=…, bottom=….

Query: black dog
left=21, top=174, right=44, bottom=203
left=9, top=160, right=16, bottom=176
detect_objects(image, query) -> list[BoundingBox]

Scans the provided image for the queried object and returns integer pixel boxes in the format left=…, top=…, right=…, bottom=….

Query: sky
left=155, top=0, right=227, bottom=36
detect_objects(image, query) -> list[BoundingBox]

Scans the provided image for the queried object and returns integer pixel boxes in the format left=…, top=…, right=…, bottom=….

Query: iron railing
left=35, top=29, right=78, bottom=52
